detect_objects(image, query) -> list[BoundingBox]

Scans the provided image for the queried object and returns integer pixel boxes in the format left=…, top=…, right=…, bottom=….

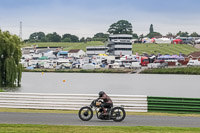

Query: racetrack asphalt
left=0, top=112, right=200, bottom=127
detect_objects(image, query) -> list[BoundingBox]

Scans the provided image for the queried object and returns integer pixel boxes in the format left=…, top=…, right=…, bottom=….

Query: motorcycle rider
left=98, top=91, right=113, bottom=115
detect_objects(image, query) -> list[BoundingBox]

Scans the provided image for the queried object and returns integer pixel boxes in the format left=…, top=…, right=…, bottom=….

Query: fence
left=2, top=93, right=199, bottom=113
left=0, top=92, right=148, bottom=112
left=148, top=96, right=200, bottom=113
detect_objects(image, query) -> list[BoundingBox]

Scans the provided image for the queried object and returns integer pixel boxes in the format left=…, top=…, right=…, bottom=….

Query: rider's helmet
left=99, top=91, right=105, bottom=97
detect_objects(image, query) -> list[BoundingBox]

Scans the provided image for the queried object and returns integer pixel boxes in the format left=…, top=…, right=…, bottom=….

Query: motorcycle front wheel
left=78, top=106, right=93, bottom=121
left=111, top=107, right=126, bottom=122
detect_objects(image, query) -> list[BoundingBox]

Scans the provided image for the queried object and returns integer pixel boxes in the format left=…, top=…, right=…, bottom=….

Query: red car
left=173, top=39, right=183, bottom=44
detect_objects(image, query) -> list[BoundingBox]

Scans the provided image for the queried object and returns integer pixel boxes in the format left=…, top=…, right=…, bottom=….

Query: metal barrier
left=148, top=96, right=200, bottom=113
left=0, top=92, right=147, bottom=112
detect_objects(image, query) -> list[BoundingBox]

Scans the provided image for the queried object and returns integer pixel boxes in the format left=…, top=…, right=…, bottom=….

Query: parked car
left=55, top=63, right=72, bottom=69
left=147, top=63, right=161, bottom=69
left=131, top=62, right=141, bottom=69
left=195, top=39, right=200, bottom=44
left=187, top=60, right=200, bottom=67
left=159, top=62, right=168, bottom=68
left=154, top=60, right=168, bottom=68
left=82, top=64, right=95, bottom=70
left=112, top=63, right=120, bottom=69
left=173, top=39, right=183, bottom=44
left=123, top=63, right=132, bottom=69
left=181, top=37, right=195, bottom=45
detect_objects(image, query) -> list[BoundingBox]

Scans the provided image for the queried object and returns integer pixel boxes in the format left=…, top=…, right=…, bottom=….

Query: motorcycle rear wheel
left=111, top=107, right=126, bottom=122
left=78, top=106, right=93, bottom=121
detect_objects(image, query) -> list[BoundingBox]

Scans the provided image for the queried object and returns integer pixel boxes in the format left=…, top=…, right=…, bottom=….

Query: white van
left=131, top=62, right=141, bottom=69
left=123, top=63, right=132, bottom=68
left=187, top=60, right=200, bottom=67
left=112, top=63, right=120, bottom=69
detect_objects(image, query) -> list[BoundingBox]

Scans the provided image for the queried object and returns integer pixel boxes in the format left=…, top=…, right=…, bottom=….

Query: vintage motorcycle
left=78, top=99, right=126, bottom=122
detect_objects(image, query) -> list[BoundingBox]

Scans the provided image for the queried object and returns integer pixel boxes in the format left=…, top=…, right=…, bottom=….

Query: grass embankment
left=24, top=42, right=199, bottom=55
left=0, top=124, right=200, bottom=133
left=23, top=41, right=104, bottom=51
left=141, top=67, right=200, bottom=75
left=23, top=68, right=133, bottom=73
left=132, top=43, right=199, bottom=55
left=1, top=108, right=200, bottom=117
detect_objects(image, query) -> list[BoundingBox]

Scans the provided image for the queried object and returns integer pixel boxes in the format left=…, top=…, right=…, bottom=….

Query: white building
left=86, top=46, right=108, bottom=56
left=68, top=49, right=86, bottom=58
left=107, top=34, right=132, bottom=56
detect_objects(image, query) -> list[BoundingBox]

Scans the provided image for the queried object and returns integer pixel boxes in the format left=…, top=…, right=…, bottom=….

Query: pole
left=19, top=21, right=22, bottom=40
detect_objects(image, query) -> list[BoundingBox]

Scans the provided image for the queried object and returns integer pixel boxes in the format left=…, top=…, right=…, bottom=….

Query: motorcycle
left=78, top=98, right=126, bottom=122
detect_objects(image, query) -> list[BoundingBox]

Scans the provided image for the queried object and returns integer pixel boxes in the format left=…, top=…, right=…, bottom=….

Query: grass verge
left=1, top=108, right=200, bottom=117
left=23, top=68, right=133, bottom=73
left=0, top=124, right=200, bottom=133
left=141, top=67, right=200, bottom=75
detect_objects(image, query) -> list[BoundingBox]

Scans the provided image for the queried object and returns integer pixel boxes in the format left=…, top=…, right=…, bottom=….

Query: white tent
left=155, top=38, right=171, bottom=44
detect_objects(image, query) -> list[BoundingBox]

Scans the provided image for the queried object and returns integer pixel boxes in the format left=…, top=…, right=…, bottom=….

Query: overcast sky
left=0, top=0, right=200, bottom=39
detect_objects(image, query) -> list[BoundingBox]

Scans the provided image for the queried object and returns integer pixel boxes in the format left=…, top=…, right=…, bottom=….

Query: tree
left=93, top=32, right=109, bottom=41
left=80, top=37, right=85, bottom=42
left=46, top=32, right=61, bottom=42
left=166, top=32, right=173, bottom=36
left=62, top=34, right=79, bottom=42
left=149, top=24, right=154, bottom=33
left=61, top=34, right=71, bottom=42
left=190, top=32, right=199, bottom=37
left=145, top=24, right=162, bottom=38
left=93, top=33, right=109, bottom=38
left=70, top=35, right=79, bottom=42
left=138, top=34, right=144, bottom=41
left=146, top=32, right=162, bottom=38
left=86, top=37, right=92, bottom=42
left=132, top=33, right=138, bottom=39
left=176, top=31, right=189, bottom=37
left=29, top=32, right=45, bottom=42
left=0, top=29, right=22, bottom=87
left=108, top=20, right=133, bottom=34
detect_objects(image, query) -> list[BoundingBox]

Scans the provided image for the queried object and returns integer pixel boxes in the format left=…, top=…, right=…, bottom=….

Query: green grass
left=23, top=41, right=105, bottom=51
left=1, top=108, right=200, bottom=117
left=132, top=43, right=199, bottom=55
left=23, top=42, right=199, bottom=55
left=0, top=124, right=200, bottom=133
left=0, top=108, right=79, bottom=114
left=23, top=68, right=133, bottom=73
left=141, top=67, right=200, bottom=75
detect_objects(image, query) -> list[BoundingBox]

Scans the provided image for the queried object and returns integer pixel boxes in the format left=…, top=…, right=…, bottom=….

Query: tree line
left=26, top=32, right=109, bottom=43
left=26, top=20, right=200, bottom=43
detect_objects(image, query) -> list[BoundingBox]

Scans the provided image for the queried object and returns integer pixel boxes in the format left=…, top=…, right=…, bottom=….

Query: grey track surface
left=0, top=112, right=200, bottom=127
